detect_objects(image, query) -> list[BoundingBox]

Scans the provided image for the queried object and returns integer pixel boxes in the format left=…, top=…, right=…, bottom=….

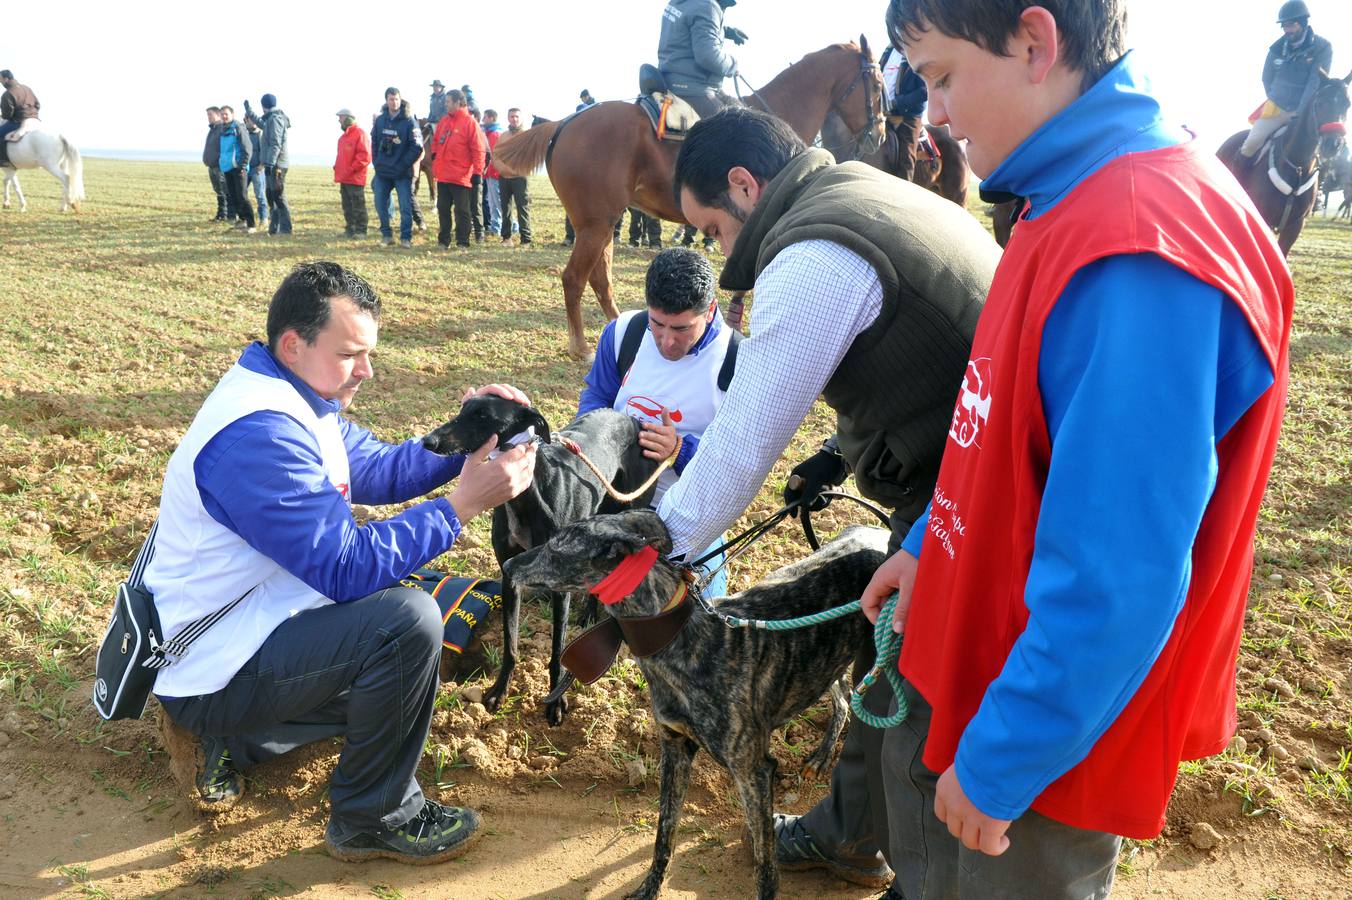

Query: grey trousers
left=159, top=586, right=443, bottom=832
left=881, top=680, right=1122, bottom=898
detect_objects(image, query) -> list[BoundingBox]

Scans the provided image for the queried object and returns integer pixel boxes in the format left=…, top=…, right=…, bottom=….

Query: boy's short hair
left=673, top=107, right=807, bottom=208
left=206, top=106, right=221, bottom=113
left=507, top=107, right=522, bottom=114
left=220, top=105, right=233, bottom=114
left=645, top=248, right=717, bottom=315
left=446, top=89, right=466, bottom=106
left=886, top=0, right=1127, bottom=91
left=267, top=261, right=381, bottom=352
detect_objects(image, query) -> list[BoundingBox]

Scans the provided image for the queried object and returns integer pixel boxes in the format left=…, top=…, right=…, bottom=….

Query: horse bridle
left=734, top=51, right=885, bottom=159
left=828, top=54, right=885, bottom=157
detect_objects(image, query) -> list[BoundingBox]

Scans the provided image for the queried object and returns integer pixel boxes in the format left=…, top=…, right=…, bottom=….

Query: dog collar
left=561, top=564, right=691, bottom=684
left=590, top=545, right=659, bottom=606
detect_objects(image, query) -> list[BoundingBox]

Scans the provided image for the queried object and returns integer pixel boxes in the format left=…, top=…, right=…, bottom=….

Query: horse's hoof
left=482, top=687, right=506, bottom=713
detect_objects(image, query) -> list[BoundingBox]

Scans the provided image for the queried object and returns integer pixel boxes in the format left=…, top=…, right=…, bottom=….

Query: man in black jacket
left=203, top=107, right=229, bottom=221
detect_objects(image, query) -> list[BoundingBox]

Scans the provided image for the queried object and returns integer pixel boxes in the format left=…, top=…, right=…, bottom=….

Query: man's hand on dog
left=462, top=383, right=531, bottom=407
left=860, top=549, right=918, bottom=634
left=449, top=436, right=535, bottom=522
left=934, top=765, right=1012, bottom=857
left=639, top=410, right=678, bottom=461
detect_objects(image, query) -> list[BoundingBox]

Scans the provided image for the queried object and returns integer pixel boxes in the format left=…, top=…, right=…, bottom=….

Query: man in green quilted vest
left=658, top=106, right=1000, bottom=887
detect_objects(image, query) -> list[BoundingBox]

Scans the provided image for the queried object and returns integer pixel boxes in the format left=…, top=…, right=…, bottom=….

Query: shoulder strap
left=718, top=328, right=742, bottom=392
left=127, top=520, right=255, bottom=667
left=617, top=311, right=649, bottom=381
left=127, top=520, right=160, bottom=589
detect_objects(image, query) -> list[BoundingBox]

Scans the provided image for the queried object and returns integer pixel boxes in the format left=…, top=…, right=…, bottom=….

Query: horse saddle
left=636, top=64, right=698, bottom=142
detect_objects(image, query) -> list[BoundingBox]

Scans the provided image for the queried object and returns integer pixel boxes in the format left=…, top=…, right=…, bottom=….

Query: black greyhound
left=422, top=395, right=657, bottom=724
left=506, top=509, right=885, bottom=900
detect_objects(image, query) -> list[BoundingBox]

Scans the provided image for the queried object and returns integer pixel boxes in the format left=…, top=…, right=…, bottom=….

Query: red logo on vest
left=948, top=358, right=992, bottom=449
left=625, top=395, right=684, bottom=424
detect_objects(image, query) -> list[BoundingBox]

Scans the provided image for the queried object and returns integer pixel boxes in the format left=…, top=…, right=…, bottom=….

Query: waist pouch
left=400, top=570, right=503, bottom=652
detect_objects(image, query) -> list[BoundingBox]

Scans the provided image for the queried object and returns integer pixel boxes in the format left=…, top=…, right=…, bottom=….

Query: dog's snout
left=421, top=434, right=441, bottom=453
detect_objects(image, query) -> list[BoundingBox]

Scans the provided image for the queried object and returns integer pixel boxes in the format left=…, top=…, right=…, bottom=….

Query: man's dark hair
left=673, top=107, right=807, bottom=209
left=483, top=108, right=498, bottom=120
left=446, top=89, right=465, bottom=107
left=220, top=104, right=233, bottom=114
left=266, top=262, right=381, bottom=352
left=0, top=70, right=13, bottom=80
left=507, top=106, right=522, bottom=114
left=645, top=248, right=717, bottom=315
left=385, top=86, right=400, bottom=98
left=206, top=105, right=221, bottom=113
left=885, top=0, right=1127, bottom=92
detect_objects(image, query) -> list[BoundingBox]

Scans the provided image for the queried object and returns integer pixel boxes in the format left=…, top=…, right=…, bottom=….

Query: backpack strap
left=616, top=310, right=649, bottom=381
left=619, top=308, right=739, bottom=391
left=717, top=328, right=741, bottom=392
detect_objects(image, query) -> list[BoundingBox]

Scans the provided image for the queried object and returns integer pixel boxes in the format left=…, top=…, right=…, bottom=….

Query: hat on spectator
left=261, top=93, right=277, bottom=109
left=336, top=108, right=354, bottom=118
left=431, top=80, right=445, bottom=88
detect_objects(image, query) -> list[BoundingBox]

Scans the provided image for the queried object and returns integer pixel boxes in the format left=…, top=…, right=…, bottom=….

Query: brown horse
left=1218, top=71, right=1351, bottom=256
left=493, top=38, right=885, bottom=359
left=821, top=113, right=970, bottom=208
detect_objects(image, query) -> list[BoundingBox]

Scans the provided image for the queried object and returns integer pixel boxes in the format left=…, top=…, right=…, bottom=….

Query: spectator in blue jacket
left=259, top=94, right=293, bottom=235
left=217, top=106, right=256, bottom=232
left=151, top=261, right=535, bottom=865
left=371, top=87, right=423, bottom=247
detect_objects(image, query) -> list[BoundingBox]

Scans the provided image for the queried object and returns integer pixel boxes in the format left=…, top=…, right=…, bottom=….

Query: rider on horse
left=657, top=0, right=748, bottom=119
left=879, top=46, right=930, bottom=180
left=1237, top=1, right=1334, bottom=165
left=0, top=70, right=40, bottom=144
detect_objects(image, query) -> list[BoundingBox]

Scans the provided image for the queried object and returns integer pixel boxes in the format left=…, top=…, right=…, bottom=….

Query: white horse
left=1, top=129, right=85, bottom=211
left=1, top=169, right=22, bottom=211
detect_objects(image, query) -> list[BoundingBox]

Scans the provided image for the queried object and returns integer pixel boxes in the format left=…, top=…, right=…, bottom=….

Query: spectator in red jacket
left=430, top=90, right=486, bottom=249
left=334, top=108, right=372, bottom=238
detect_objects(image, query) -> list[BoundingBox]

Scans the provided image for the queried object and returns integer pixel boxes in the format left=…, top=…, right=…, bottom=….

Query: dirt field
left=0, top=159, right=1348, bottom=899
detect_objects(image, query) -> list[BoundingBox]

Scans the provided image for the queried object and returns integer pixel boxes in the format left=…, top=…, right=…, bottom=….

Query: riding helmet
left=1277, top=0, right=1310, bottom=23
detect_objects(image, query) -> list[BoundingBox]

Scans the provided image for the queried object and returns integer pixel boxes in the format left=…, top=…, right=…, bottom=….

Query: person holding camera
left=371, top=87, right=423, bottom=248
left=258, top=94, right=293, bottom=235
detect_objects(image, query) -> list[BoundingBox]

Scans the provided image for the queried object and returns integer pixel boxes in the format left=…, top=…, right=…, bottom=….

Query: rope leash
left=557, top=435, right=682, bottom=504
left=696, top=589, right=908, bottom=729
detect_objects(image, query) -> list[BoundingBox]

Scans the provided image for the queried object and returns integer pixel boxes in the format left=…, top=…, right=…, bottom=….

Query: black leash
left=687, top=490, right=893, bottom=578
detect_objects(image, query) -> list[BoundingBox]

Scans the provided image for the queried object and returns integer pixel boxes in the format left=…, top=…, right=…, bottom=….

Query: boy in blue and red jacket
left=855, top=2, right=1294, bottom=896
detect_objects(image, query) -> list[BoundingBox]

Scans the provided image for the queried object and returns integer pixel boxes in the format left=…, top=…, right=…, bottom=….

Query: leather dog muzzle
left=561, top=585, right=692, bottom=684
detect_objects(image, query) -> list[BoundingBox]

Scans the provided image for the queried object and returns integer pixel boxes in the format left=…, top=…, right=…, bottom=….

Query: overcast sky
left=6, top=0, right=1351, bottom=163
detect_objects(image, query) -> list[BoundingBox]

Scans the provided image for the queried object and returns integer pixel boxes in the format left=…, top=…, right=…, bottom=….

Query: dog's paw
left=482, top=686, right=507, bottom=713
left=543, top=694, right=570, bottom=726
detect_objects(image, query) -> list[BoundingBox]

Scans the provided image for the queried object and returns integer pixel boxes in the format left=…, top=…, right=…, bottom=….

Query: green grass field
left=0, top=158, right=1348, bottom=897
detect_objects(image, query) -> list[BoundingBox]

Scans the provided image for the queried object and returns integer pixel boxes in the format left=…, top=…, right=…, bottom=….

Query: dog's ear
left=609, top=509, right=673, bottom=557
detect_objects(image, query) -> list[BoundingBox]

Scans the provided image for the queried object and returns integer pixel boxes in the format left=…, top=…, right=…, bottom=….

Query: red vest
left=899, top=143, right=1293, bottom=838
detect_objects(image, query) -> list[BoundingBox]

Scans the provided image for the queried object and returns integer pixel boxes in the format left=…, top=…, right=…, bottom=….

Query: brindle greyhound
left=505, top=509, right=885, bottom=900
left=422, top=396, right=657, bottom=724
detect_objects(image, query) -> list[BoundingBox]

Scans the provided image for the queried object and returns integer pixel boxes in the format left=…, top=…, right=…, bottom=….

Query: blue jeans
left=484, top=176, right=502, bottom=234
left=249, top=167, right=268, bottom=221
left=0, top=120, right=18, bottom=140
left=372, top=172, right=413, bottom=241
left=159, top=587, right=443, bottom=831
left=696, top=538, right=728, bottom=598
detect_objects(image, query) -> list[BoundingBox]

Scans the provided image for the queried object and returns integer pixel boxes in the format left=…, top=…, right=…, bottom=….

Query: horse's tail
left=491, top=121, right=558, bottom=178
left=61, top=136, right=86, bottom=207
